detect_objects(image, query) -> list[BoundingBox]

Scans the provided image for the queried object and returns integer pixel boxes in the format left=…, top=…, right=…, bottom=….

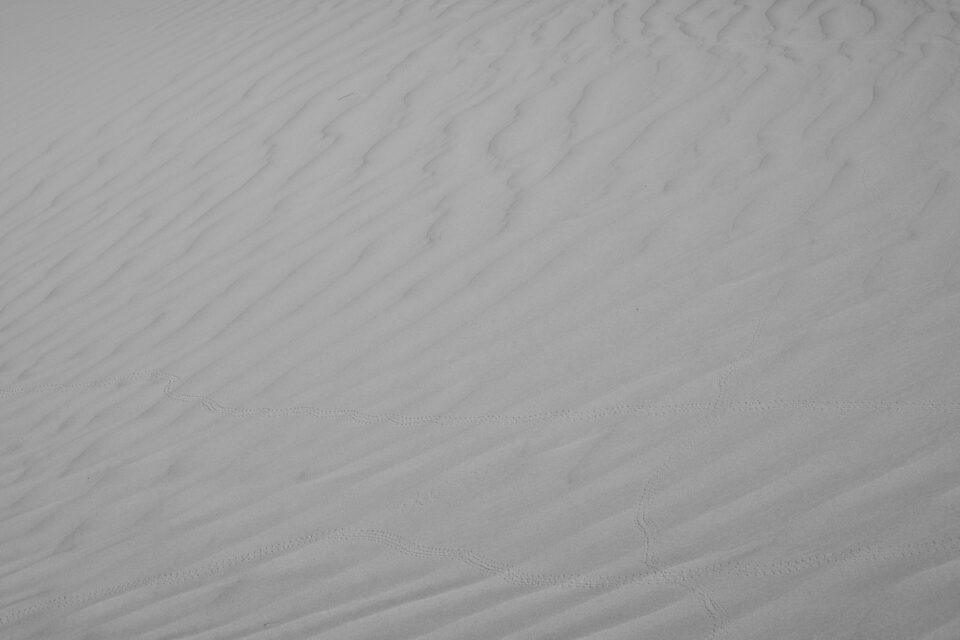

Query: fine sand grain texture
left=2, top=1, right=959, bottom=638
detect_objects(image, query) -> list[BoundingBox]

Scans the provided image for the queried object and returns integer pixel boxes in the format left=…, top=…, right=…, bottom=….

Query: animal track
left=1, top=367, right=956, bottom=426
left=633, top=285, right=781, bottom=638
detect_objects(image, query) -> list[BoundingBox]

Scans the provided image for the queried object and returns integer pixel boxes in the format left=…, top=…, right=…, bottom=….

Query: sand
left=1, top=1, right=959, bottom=638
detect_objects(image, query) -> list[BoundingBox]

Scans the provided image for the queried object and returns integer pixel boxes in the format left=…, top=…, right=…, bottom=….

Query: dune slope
left=2, top=1, right=960, bottom=638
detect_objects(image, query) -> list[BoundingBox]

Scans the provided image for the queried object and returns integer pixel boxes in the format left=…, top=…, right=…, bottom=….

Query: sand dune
left=2, top=0, right=959, bottom=638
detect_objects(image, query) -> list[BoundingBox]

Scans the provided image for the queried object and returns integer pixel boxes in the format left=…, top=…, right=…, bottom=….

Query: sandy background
left=2, top=1, right=959, bottom=638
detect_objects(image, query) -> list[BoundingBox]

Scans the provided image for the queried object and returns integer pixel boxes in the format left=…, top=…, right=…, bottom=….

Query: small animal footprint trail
left=1, top=351, right=957, bottom=429
left=633, top=283, right=784, bottom=639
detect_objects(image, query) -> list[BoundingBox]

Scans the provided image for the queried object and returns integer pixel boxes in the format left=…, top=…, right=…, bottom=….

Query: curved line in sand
left=1, top=367, right=958, bottom=424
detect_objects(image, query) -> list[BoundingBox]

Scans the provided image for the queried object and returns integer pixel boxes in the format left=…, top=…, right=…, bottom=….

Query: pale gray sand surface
left=1, top=1, right=959, bottom=638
